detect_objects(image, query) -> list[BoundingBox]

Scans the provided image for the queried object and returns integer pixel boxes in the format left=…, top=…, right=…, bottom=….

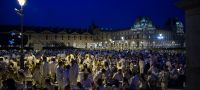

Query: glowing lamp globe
left=18, top=0, right=26, bottom=6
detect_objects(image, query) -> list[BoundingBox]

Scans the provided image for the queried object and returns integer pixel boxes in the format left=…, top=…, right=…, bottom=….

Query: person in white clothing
left=83, top=55, right=91, bottom=67
left=41, top=57, right=50, bottom=78
left=56, top=61, right=64, bottom=90
left=77, top=68, right=85, bottom=83
left=93, top=69, right=106, bottom=86
left=40, top=56, right=50, bottom=88
left=139, top=57, right=145, bottom=74
left=113, top=69, right=123, bottom=82
left=33, top=63, right=42, bottom=88
left=117, top=58, right=124, bottom=71
left=159, top=67, right=169, bottom=90
left=63, top=65, right=70, bottom=89
left=49, top=58, right=57, bottom=82
left=69, top=60, right=79, bottom=86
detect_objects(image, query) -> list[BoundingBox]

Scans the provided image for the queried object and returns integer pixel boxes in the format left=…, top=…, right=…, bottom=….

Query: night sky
left=0, top=0, right=184, bottom=29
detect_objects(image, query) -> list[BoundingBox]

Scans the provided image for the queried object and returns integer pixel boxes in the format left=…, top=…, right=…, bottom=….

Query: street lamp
left=121, top=36, right=124, bottom=41
left=15, top=0, right=26, bottom=69
left=18, top=0, right=26, bottom=6
left=157, top=34, right=164, bottom=40
left=156, top=33, right=164, bottom=48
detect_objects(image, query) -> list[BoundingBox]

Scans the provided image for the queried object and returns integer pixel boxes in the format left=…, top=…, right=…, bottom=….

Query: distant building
left=0, top=17, right=185, bottom=50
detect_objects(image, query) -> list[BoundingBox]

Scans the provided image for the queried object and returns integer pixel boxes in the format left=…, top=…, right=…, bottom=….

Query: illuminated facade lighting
left=157, top=33, right=164, bottom=40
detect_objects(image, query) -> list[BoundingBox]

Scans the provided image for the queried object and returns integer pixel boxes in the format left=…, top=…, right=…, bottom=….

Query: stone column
left=177, top=0, right=200, bottom=90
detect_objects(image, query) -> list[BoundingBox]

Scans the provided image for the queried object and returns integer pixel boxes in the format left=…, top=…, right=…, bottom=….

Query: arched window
left=46, top=35, right=48, bottom=40
left=80, top=36, right=82, bottom=40
left=68, top=36, right=70, bottom=40
left=55, top=35, right=57, bottom=40
left=61, top=35, right=64, bottom=40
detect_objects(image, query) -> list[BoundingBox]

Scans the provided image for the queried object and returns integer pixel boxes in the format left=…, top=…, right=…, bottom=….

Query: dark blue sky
left=0, top=0, right=184, bottom=29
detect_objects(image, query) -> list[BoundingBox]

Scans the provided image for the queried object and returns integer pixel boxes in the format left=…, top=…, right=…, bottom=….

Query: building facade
left=0, top=17, right=185, bottom=50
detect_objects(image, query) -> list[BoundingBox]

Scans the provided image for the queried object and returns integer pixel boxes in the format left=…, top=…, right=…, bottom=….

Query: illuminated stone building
left=0, top=17, right=185, bottom=50
left=92, top=17, right=185, bottom=50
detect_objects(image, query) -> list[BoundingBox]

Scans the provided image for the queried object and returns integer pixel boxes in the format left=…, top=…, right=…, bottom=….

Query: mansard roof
left=131, top=16, right=156, bottom=31
left=100, top=27, right=130, bottom=32
left=0, top=25, right=93, bottom=34
left=164, top=18, right=185, bottom=33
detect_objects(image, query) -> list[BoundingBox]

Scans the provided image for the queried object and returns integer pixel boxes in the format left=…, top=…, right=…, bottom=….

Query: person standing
left=41, top=56, right=50, bottom=88
left=63, top=65, right=70, bottom=89
left=56, top=61, right=64, bottom=90
left=139, top=57, right=145, bottom=74
left=50, top=58, right=57, bottom=83
left=113, top=69, right=123, bottom=82
left=82, top=73, right=92, bottom=89
left=33, top=63, right=42, bottom=88
left=112, top=69, right=123, bottom=90
left=159, top=67, right=169, bottom=90
left=93, top=69, right=106, bottom=86
left=129, top=72, right=140, bottom=90
left=69, top=60, right=79, bottom=86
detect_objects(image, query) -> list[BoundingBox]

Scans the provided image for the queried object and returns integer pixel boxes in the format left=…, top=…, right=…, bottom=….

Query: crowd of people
left=0, top=49, right=186, bottom=90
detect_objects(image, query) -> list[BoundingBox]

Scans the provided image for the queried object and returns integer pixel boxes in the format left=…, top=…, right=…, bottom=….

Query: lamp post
left=157, top=33, right=164, bottom=48
left=16, top=0, right=26, bottom=69
left=121, top=36, right=124, bottom=50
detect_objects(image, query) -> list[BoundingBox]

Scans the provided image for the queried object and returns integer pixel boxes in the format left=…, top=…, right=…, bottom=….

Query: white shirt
left=41, top=61, right=50, bottom=78
left=50, top=61, right=57, bottom=74
left=139, top=60, right=144, bottom=68
left=77, top=71, right=84, bottom=82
